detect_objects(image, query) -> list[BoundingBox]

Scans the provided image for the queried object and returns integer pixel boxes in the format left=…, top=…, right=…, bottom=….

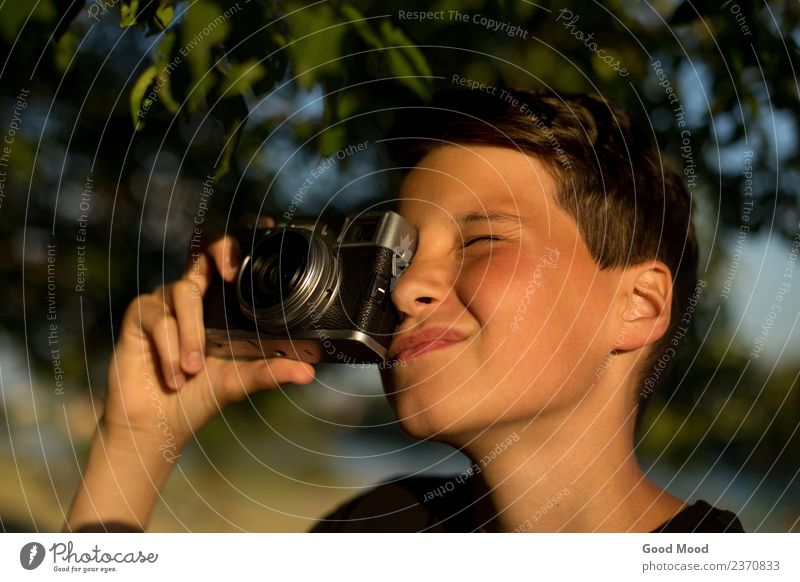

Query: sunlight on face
left=381, top=145, right=620, bottom=444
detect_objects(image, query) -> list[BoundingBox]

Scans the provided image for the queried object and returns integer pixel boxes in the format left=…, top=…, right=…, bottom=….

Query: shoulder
left=310, top=474, right=475, bottom=533
left=652, top=500, right=745, bottom=533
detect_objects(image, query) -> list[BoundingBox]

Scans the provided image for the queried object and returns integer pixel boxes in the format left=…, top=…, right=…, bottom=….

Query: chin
left=381, top=356, right=545, bottom=443
left=384, top=382, right=486, bottom=445
left=395, top=412, right=474, bottom=446
left=395, top=414, right=442, bottom=442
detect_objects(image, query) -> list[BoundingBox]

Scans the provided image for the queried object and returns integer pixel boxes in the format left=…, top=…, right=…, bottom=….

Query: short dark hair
left=386, top=88, right=698, bottom=421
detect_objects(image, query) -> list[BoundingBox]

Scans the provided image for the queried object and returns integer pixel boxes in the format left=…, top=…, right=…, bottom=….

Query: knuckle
left=150, top=285, right=167, bottom=299
left=123, top=297, right=144, bottom=323
left=173, top=278, right=196, bottom=300
left=217, top=376, right=246, bottom=403
left=226, top=387, right=247, bottom=403
left=154, top=311, right=173, bottom=328
left=158, top=341, right=181, bottom=366
left=124, top=294, right=158, bottom=328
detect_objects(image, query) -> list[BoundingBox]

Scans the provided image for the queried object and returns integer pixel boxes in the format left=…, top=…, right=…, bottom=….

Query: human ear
left=614, top=261, right=673, bottom=351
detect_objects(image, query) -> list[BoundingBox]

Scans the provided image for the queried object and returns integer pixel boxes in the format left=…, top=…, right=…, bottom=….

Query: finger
left=205, top=234, right=242, bottom=284
left=237, top=213, right=275, bottom=229
left=184, top=221, right=221, bottom=278
left=139, top=300, right=184, bottom=389
left=168, top=280, right=206, bottom=375
left=217, top=358, right=315, bottom=402
left=182, top=249, right=218, bottom=301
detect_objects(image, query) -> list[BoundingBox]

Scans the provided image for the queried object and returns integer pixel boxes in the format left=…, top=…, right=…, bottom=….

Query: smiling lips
left=388, top=327, right=468, bottom=363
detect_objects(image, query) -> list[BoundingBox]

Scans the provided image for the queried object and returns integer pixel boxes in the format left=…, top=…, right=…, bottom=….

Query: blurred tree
left=1, top=0, right=798, bottom=489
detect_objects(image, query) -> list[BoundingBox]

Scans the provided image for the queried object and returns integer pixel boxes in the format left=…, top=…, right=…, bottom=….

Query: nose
left=390, top=255, right=452, bottom=324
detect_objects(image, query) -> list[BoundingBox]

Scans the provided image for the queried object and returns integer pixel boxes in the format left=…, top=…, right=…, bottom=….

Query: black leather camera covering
left=203, top=232, right=399, bottom=357
left=314, top=245, right=397, bottom=349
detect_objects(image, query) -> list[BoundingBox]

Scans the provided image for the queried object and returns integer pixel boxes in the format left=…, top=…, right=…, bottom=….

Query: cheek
left=466, top=252, right=591, bottom=372
left=455, top=249, right=606, bottom=379
left=457, top=251, right=524, bottom=319
left=459, top=249, right=567, bottom=330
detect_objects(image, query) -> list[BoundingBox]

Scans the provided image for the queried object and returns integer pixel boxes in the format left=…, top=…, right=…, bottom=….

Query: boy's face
left=381, top=145, right=623, bottom=442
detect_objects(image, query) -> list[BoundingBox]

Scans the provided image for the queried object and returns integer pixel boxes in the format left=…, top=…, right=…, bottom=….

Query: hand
left=65, top=217, right=313, bottom=532
left=102, top=218, right=315, bottom=460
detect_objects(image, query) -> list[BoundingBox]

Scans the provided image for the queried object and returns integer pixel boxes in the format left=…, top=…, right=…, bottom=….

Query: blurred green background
left=1, top=0, right=799, bottom=532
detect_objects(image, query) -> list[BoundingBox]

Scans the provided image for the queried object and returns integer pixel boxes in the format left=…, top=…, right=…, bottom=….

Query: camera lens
left=252, top=231, right=308, bottom=309
left=237, top=226, right=340, bottom=333
left=243, top=231, right=308, bottom=310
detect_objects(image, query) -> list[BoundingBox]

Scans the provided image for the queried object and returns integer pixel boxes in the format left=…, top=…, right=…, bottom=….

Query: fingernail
left=226, top=260, right=241, bottom=281
left=173, top=374, right=186, bottom=389
left=303, top=364, right=316, bottom=379
left=186, top=351, right=203, bottom=370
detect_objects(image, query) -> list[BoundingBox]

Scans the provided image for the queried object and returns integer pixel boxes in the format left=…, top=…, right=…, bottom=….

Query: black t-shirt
left=72, top=475, right=744, bottom=533
left=310, top=475, right=745, bottom=533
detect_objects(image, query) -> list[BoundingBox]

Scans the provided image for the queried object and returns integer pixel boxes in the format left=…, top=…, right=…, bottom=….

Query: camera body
left=204, top=211, right=416, bottom=364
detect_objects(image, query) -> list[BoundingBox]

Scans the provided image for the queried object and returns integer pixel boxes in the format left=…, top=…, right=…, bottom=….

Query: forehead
left=396, top=145, right=558, bottom=226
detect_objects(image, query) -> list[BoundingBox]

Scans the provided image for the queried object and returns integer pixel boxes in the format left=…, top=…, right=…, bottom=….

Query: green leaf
left=182, top=0, right=234, bottom=110
left=379, top=21, right=433, bottom=101
left=252, top=44, right=288, bottom=95
left=339, top=5, right=383, bottom=49
left=319, top=125, right=346, bottom=158
left=318, top=89, right=345, bottom=157
left=119, top=0, right=175, bottom=34
left=153, top=31, right=181, bottom=113
left=285, top=4, right=346, bottom=91
left=54, top=27, right=80, bottom=74
left=218, top=59, right=266, bottom=97
left=120, top=0, right=140, bottom=27
left=0, top=0, right=56, bottom=43
left=53, top=0, right=84, bottom=42
left=336, top=92, right=360, bottom=120
left=130, top=65, right=158, bottom=130
left=222, top=0, right=288, bottom=94
left=155, top=0, right=176, bottom=29
left=213, top=94, right=249, bottom=179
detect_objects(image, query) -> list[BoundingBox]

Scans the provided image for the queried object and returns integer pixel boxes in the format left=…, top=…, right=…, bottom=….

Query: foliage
left=1, top=0, right=798, bottom=483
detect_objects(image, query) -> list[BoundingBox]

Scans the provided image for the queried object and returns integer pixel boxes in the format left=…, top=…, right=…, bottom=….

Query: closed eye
left=462, top=235, right=502, bottom=248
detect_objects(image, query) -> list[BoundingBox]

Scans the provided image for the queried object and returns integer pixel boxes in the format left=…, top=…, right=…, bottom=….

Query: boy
left=65, top=88, right=743, bottom=532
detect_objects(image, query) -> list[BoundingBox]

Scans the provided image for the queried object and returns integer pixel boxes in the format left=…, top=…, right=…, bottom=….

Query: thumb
left=215, top=358, right=316, bottom=402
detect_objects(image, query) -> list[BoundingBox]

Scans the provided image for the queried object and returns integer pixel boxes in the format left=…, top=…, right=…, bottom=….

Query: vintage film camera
left=204, top=211, right=416, bottom=364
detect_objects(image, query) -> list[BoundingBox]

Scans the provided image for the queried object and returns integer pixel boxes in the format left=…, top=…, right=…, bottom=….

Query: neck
left=459, top=377, right=685, bottom=532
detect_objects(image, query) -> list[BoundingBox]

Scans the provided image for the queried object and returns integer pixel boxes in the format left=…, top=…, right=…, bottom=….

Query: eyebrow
left=454, top=210, right=524, bottom=226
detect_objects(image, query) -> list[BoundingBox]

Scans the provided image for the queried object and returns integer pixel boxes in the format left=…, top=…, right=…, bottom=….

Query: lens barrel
left=237, top=228, right=339, bottom=333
